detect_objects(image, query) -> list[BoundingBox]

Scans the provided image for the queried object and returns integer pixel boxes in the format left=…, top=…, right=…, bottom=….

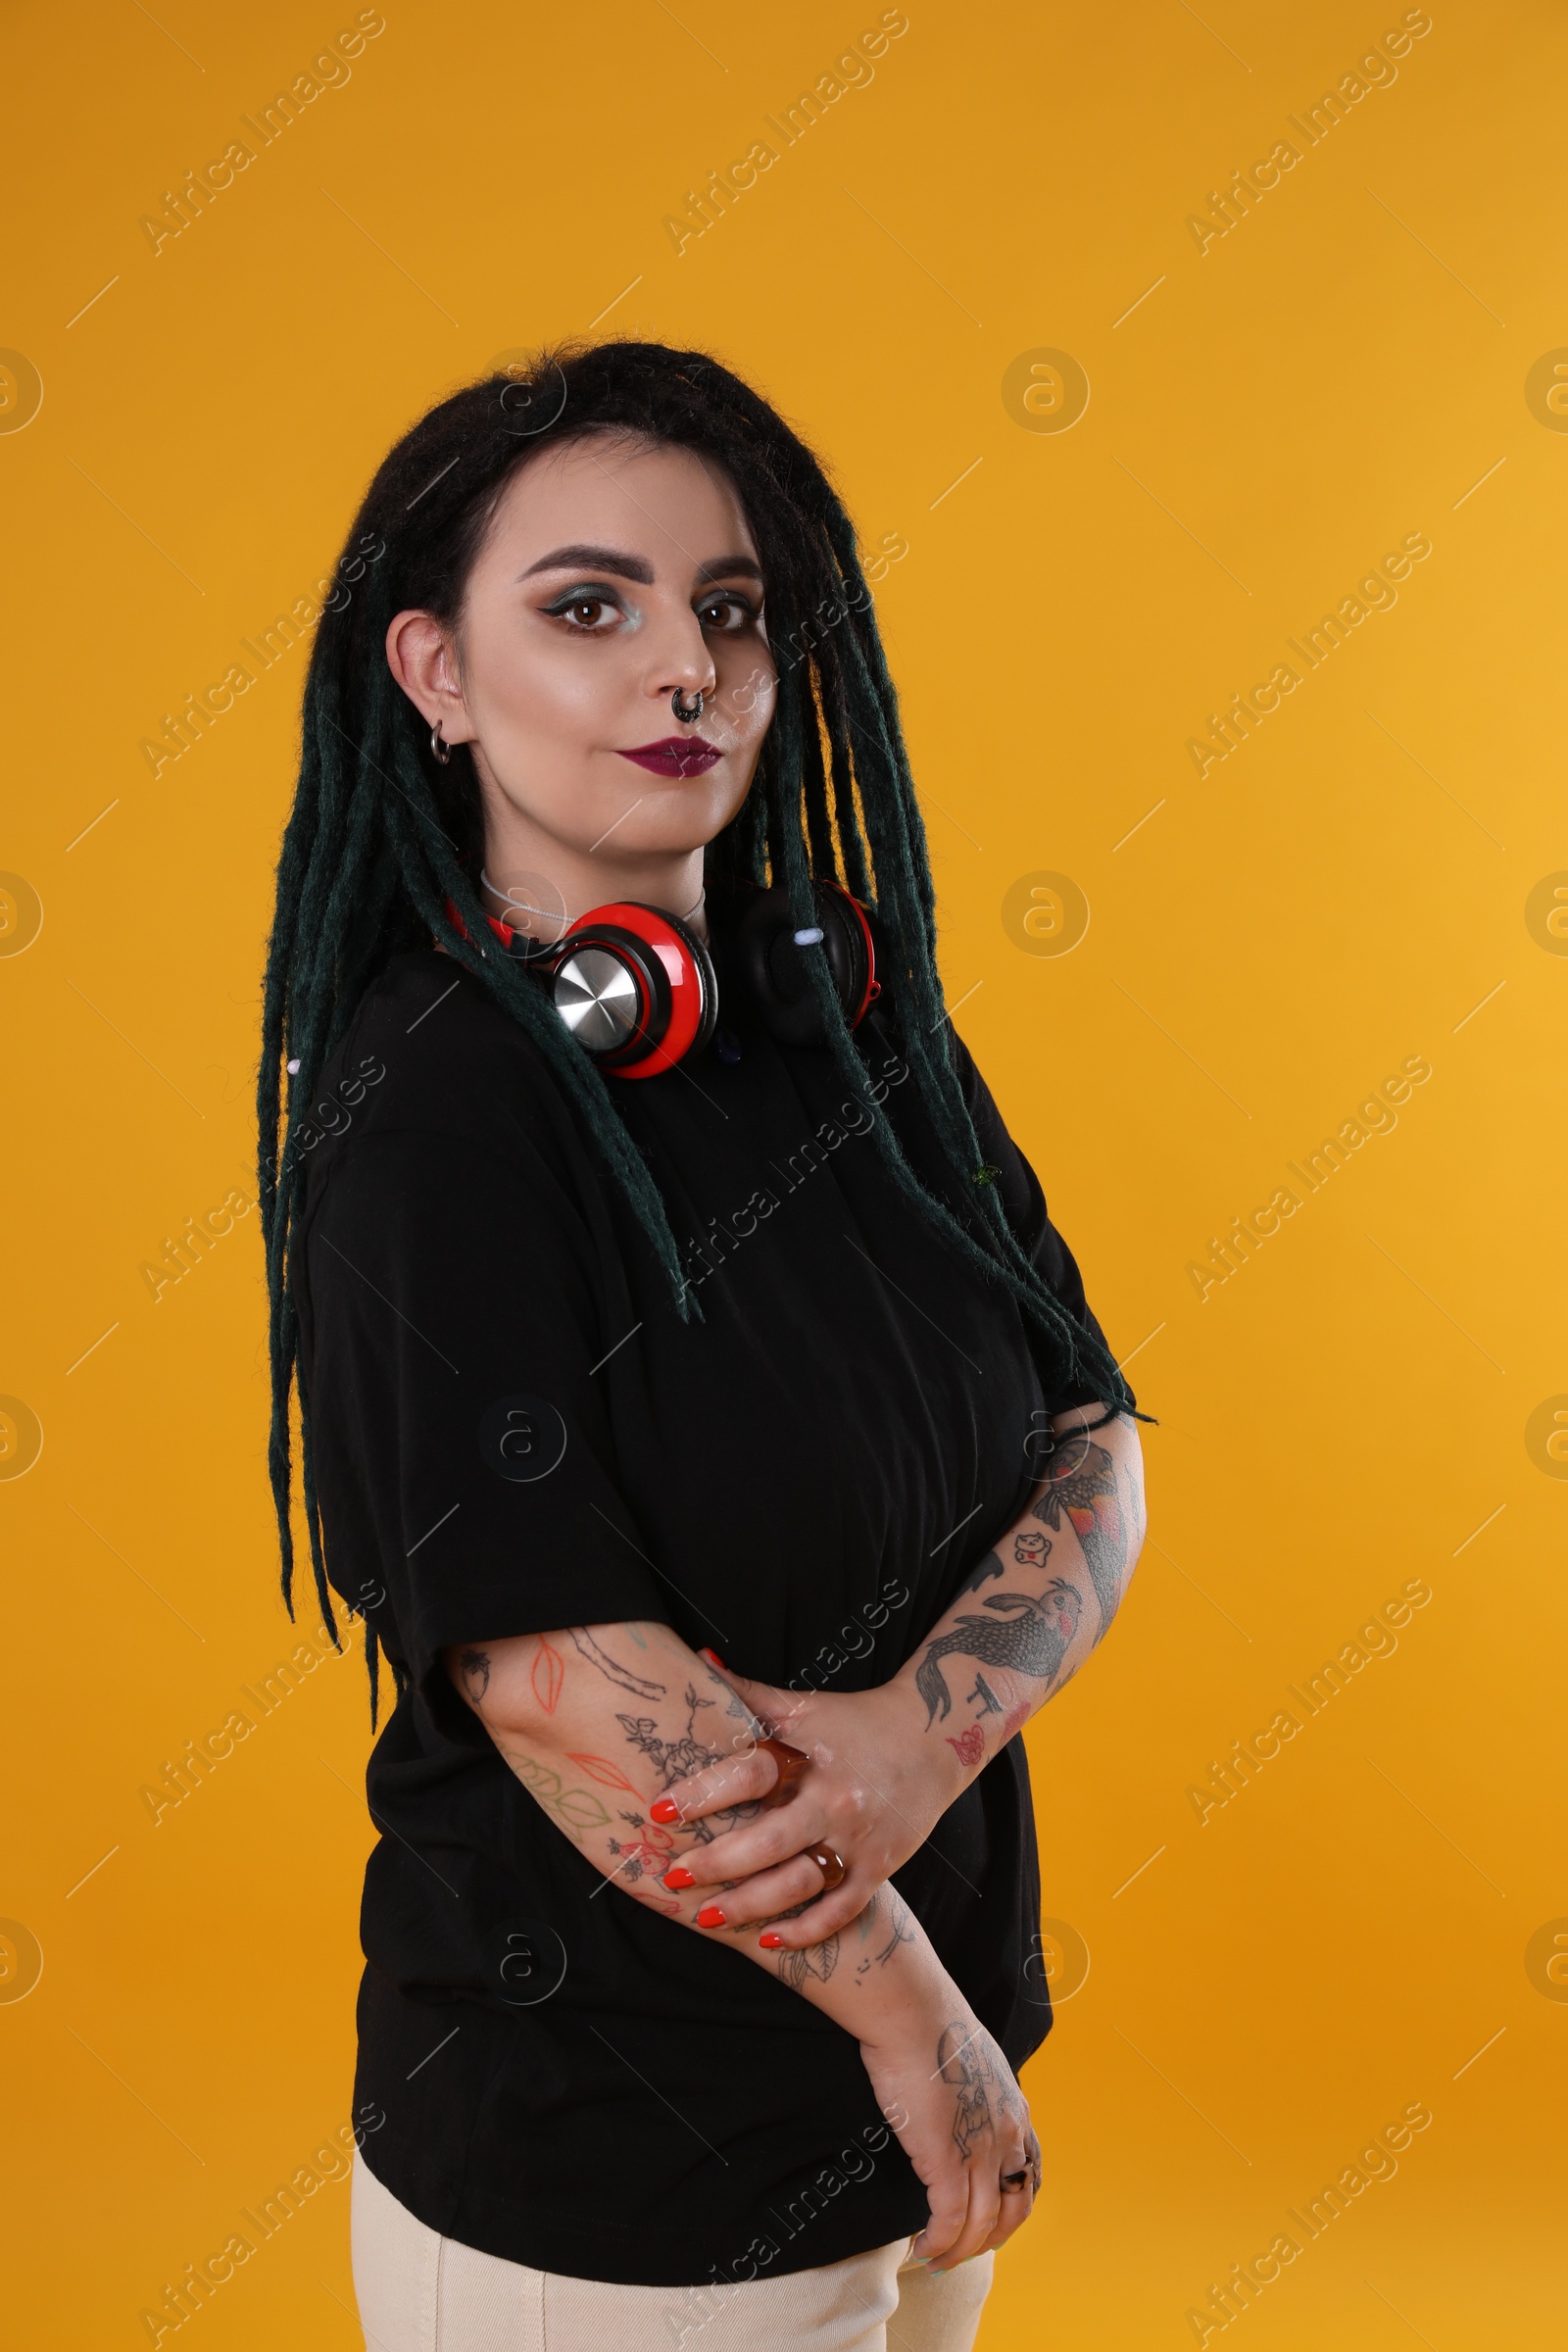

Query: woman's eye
left=698, top=594, right=755, bottom=632
left=548, top=590, right=622, bottom=632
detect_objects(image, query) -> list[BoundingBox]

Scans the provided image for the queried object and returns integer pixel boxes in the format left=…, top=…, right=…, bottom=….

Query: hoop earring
left=671, top=687, right=704, bottom=724
left=430, top=724, right=452, bottom=765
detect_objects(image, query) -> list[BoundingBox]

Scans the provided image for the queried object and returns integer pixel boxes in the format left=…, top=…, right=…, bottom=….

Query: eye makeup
left=542, top=583, right=644, bottom=632
left=696, top=591, right=761, bottom=631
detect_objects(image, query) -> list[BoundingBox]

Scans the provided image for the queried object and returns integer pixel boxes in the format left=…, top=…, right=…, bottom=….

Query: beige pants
left=351, top=2148, right=995, bottom=2352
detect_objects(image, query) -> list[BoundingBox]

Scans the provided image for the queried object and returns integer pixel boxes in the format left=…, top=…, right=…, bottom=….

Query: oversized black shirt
left=290, top=907, right=1117, bottom=2288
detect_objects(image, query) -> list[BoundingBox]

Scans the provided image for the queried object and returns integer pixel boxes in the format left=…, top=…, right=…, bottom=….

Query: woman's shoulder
left=301, top=949, right=592, bottom=1180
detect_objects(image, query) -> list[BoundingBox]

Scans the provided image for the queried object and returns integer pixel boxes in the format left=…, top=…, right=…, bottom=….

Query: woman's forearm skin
left=891, top=1404, right=1148, bottom=1791
left=446, top=1622, right=962, bottom=2039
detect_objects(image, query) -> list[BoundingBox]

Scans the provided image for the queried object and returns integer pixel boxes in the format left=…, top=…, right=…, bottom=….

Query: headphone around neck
left=443, top=879, right=879, bottom=1079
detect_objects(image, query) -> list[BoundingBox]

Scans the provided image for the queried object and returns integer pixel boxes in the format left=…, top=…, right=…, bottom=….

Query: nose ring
left=672, top=687, right=704, bottom=723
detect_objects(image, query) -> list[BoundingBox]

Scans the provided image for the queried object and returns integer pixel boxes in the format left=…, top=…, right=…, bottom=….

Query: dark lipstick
left=616, top=736, right=722, bottom=776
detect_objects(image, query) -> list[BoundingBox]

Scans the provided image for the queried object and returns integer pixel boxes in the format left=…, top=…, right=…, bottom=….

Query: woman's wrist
left=862, top=1671, right=971, bottom=1805
left=840, top=1894, right=968, bottom=2054
left=885, top=1645, right=1034, bottom=1787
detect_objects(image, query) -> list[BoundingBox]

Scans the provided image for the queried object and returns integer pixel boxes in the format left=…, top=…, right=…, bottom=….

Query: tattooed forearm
left=567, top=1626, right=666, bottom=1700
left=616, top=1710, right=724, bottom=1788
left=452, top=1631, right=966, bottom=2075
left=763, top=1886, right=914, bottom=1991
left=773, top=1933, right=840, bottom=1991
left=491, top=1740, right=613, bottom=1839
left=1031, top=1441, right=1128, bottom=1640
left=897, top=1423, right=1142, bottom=1763
left=955, top=1524, right=1051, bottom=1601
left=915, top=1582, right=1084, bottom=1726
left=856, top=1886, right=916, bottom=1974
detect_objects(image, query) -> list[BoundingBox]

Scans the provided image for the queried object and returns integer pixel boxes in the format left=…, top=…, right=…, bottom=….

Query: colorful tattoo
left=496, top=1743, right=612, bottom=1838
left=1031, top=1443, right=1127, bottom=1640
left=531, top=1636, right=564, bottom=1714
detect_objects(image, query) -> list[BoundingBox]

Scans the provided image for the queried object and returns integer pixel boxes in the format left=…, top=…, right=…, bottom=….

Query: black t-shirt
left=289, top=903, right=1115, bottom=2289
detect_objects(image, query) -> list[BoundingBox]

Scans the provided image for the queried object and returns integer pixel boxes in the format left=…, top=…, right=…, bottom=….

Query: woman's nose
left=643, top=608, right=715, bottom=702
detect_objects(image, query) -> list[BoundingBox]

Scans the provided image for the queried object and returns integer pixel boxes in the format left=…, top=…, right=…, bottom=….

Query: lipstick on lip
left=617, top=735, right=722, bottom=776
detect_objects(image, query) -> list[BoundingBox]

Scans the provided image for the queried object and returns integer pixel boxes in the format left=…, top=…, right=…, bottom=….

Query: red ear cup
left=736, top=879, right=879, bottom=1046
left=483, top=900, right=717, bottom=1079
left=549, top=903, right=717, bottom=1078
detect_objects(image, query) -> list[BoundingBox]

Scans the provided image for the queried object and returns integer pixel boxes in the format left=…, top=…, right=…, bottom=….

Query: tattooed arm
left=907, top=1400, right=1147, bottom=1753
left=655, top=1400, right=1147, bottom=1947
left=443, top=1620, right=1040, bottom=2269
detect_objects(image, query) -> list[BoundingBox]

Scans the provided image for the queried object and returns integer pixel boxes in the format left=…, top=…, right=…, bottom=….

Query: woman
left=260, top=340, right=1149, bottom=2352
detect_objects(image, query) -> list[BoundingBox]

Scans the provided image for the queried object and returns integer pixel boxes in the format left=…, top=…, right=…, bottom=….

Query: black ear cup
left=735, top=881, right=877, bottom=1046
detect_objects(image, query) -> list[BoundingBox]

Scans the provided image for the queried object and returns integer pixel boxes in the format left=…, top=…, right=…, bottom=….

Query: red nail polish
left=696, top=1904, right=727, bottom=1929
left=649, top=1797, right=680, bottom=1824
left=700, top=1647, right=726, bottom=1669
left=759, top=1932, right=783, bottom=1949
left=662, top=1866, right=695, bottom=1889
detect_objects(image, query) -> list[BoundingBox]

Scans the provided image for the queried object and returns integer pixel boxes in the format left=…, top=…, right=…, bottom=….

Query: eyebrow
left=518, top=543, right=763, bottom=588
left=694, top=554, right=764, bottom=586
left=520, top=543, right=652, bottom=584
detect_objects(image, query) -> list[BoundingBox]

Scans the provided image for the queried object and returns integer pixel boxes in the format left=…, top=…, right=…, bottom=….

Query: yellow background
left=3, top=0, right=1563, bottom=2341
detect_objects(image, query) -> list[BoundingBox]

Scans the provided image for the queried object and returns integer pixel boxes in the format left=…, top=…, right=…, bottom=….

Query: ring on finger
left=807, top=1843, right=848, bottom=1890
left=754, top=1737, right=809, bottom=1810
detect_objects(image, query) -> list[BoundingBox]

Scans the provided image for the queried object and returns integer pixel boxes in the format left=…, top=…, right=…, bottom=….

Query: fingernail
left=700, top=1647, right=726, bottom=1669
left=759, top=1932, right=783, bottom=1949
left=649, top=1798, right=680, bottom=1824
left=696, top=1904, right=727, bottom=1929
left=662, top=1866, right=696, bottom=1889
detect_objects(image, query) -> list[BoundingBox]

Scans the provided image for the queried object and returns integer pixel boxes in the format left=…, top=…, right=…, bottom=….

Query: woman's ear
left=385, top=609, right=474, bottom=745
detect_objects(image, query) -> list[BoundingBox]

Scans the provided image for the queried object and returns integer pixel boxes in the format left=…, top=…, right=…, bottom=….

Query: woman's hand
left=657, top=1409, right=1148, bottom=1947
left=652, top=1669, right=963, bottom=1947
left=860, top=2000, right=1042, bottom=2271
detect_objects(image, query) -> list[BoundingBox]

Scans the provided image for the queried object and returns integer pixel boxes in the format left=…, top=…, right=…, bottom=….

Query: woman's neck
left=477, top=853, right=710, bottom=946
